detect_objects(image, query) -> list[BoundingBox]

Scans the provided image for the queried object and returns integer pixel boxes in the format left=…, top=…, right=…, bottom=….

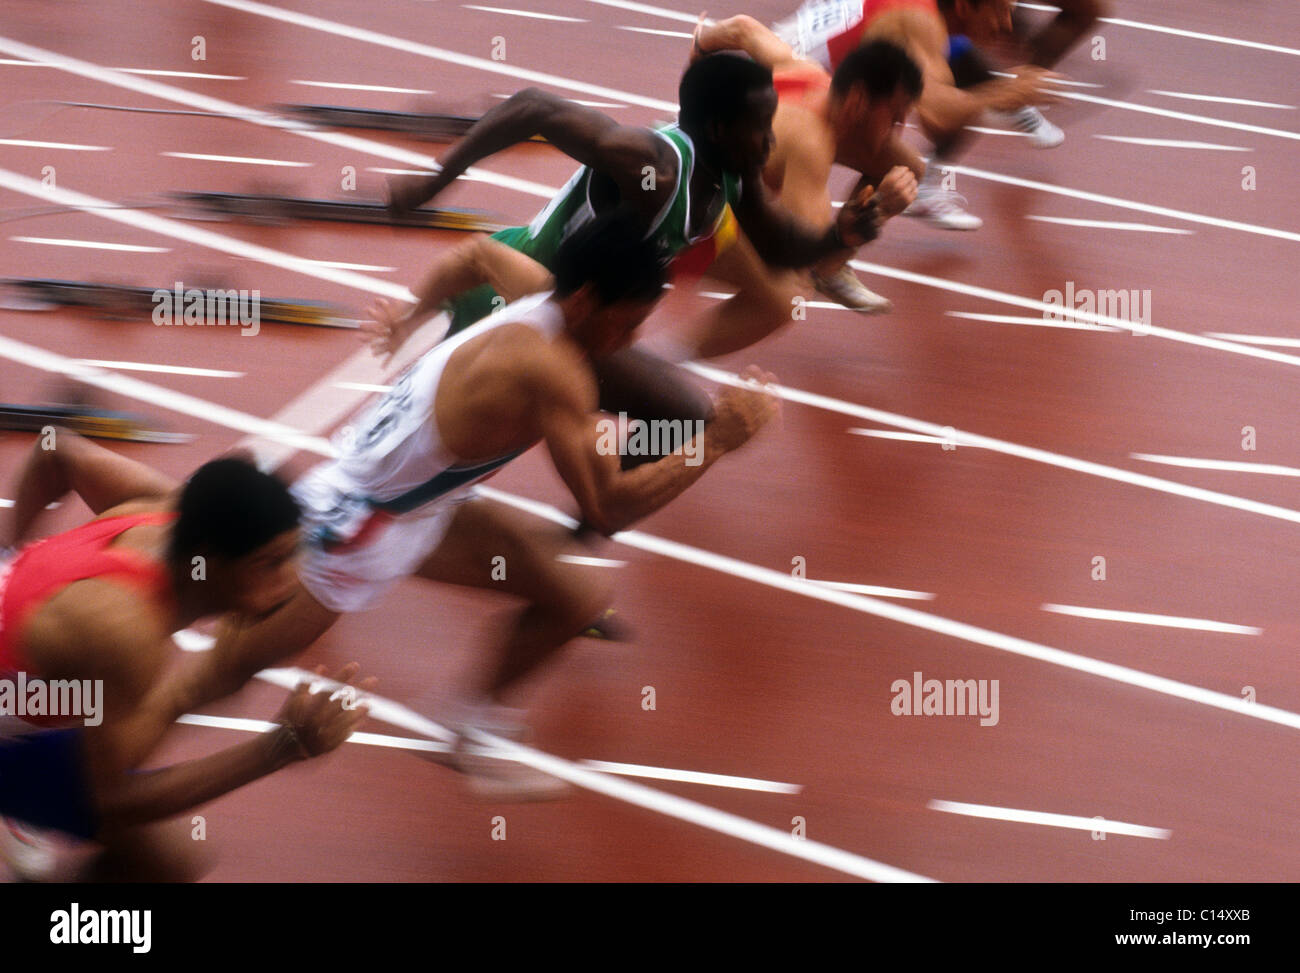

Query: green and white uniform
left=445, top=124, right=743, bottom=335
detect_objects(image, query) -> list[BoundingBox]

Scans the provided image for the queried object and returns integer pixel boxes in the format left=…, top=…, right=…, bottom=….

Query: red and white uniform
left=773, top=0, right=937, bottom=71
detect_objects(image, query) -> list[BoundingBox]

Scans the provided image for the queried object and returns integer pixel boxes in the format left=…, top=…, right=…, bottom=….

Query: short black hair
left=168, top=457, right=299, bottom=565
left=679, top=52, right=773, bottom=134
left=553, top=206, right=665, bottom=306
left=831, top=39, right=923, bottom=101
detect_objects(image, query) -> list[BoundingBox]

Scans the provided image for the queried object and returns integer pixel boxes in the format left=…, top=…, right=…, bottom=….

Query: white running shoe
left=903, top=188, right=984, bottom=231
left=812, top=265, right=892, bottom=314
left=0, top=817, right=81, bottom=882
left=426, top=702, right=572, bottom=803
left=1004, top=106, right=1065, bottom=149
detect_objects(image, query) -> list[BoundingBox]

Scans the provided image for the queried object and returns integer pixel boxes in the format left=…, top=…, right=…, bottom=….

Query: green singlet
left=444, top=124, right=743, bottom=336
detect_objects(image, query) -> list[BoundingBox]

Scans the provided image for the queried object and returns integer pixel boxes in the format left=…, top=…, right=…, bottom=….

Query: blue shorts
left=0, top=728, right=98, bottom=839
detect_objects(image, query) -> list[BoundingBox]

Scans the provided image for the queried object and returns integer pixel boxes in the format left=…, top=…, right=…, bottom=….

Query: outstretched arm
left=389, top=88, right=676, bottom=219
left=536, top=354, right=778, bottom=536
left=5, top=430, right=176, bottom=548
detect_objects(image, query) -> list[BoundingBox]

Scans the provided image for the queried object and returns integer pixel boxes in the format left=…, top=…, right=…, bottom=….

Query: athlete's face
left=844, top=85, right=916, bottom=156
left=229, top=529, right=302, bottom=617
left=712, top=86, right=778, bottom=173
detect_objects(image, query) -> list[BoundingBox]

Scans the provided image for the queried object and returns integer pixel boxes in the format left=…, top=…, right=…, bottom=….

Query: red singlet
left=0, top=513, right=176, bottom=677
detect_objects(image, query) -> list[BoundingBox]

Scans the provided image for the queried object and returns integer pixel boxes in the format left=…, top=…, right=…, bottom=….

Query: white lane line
left=0, top=138, right=110, bottom=151
left=1130, top=453, right=1300, bottom=477
left=0, top=36, right=558, bottom=203
left=555, top=554, right=628, bottom=567
left=464, top=725, right=928, bottom=880
left=162, top=151, right=312, bottom=167
left=928, top=800, right=1171, bottom=840
left=1203, top=333, right=1300, bottom=348
left=943, top=311, right=1121, bottom=332
left=579, top=0, right=701, bottom=23
left=617, top=26, right=693, bottom=39
left=6, top=334, right=1296, bottom=740
left=177, top=713, right=450, bottom=754
left=0, top=334, right=335, bottom=456
left=1015, top=3, right=1300, bottom=57
left=291, top=80, right=434, bottom=94
left=334, top=381, right=392, bottom=393
left=0, top=501, right=59, bottom=510
left=944, top=162, right=1300, bottom=244
left=199, top=0, right=677, bottom=112
left=10, top=236, right=169, bottom=252
left=1147, top=89, right=1294, bottom=110
left=462, top=5, right=587, bottom=21
left=685, top=362, right=1300, bottom=528
left=74, top=359, right=244, bottom=378
left=178, top=711, right=799, bottom=792
left=1052, top=89, right=1300, bottom=142
left=574, top=759, right=800, bottom=794
left=1041, top=603, right=1262, bottom=636
left=850, top=428, right=955, bottom=446
left=479, top=486, right=1300, bottom=732
left=0, top=167, right=412, bottom=301
left=807, top=579, right=935, bottom=601
left=854, top=255, right=1300, bottom=366
left=1093, top=134, right=1250, bottom=151
left=0, top=58, right=44, bottom=66
left=113, top=68, right=246, bottom=79
left=964, top=126, right=1032, bottom=137
left=1025, top=214, right=1193, bottom=234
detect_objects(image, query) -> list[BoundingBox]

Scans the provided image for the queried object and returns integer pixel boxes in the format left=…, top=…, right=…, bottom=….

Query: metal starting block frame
left=1, top=279, right=355, bottom=329
left=0, top=404, right=191, bottom=444
left=276, top=103, right=548, bottom=143
left=171, top=191, right=506, bottom=231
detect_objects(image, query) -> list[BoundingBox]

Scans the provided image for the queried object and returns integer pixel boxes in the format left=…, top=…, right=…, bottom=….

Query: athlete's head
left=938, top=0, right=1015, bottom=37
left=168, top=457, right=301, bottom=617
left=679, top=52, right=776, bottom=173
left=830, top=40, right=923, bottom=156
left=553, top=206, right=666, bottom=357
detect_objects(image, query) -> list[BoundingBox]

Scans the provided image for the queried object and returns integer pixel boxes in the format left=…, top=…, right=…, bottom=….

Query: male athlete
left=164, top=209, right=779, bottom=799
left=0, top=438, right=371, bottom=880
left=686, top=26, right=923, bottom=317
left=381, top=52, right=908, bottom=370
left=769, top=0, right=1059, bottom=229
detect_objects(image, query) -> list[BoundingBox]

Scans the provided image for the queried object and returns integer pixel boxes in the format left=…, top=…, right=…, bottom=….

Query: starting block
left=171, top=191, right=506, bottom=231
left=276, top=103, right=548, bottom=143
left=2, top=279, right=355, bottom=329
left=0, top=404, right=191, bottom=444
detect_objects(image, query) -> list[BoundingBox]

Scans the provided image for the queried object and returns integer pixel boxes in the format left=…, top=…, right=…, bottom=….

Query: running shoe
left=998, top=106, right=1065, bottom=149
left=903, top=188, right=984, bottom=231
left=812, top=265, right=892, bottom=314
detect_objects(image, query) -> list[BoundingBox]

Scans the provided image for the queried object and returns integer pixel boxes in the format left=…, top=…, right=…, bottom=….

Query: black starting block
left=1, top=279, right=355, bottom=329
left=276, top=104, right=548, bottom=143
left=0, top=404, right=191, bottom=444
left=171, top=191, right=506, bottom=231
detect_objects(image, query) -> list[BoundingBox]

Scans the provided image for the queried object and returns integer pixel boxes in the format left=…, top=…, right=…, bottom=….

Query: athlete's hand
left=836, top=185, right=884, bottom=248
left=709, top=366, right=780, bottom=453
left=873, top=166, right=918, bottom=220
left=360, top=298, right=411, bottom=364
left=991, top=66, right=1061, bottom=111
left=387, top=171, right=440, bottom=215
left=274, top=663, right=376, bottom=759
